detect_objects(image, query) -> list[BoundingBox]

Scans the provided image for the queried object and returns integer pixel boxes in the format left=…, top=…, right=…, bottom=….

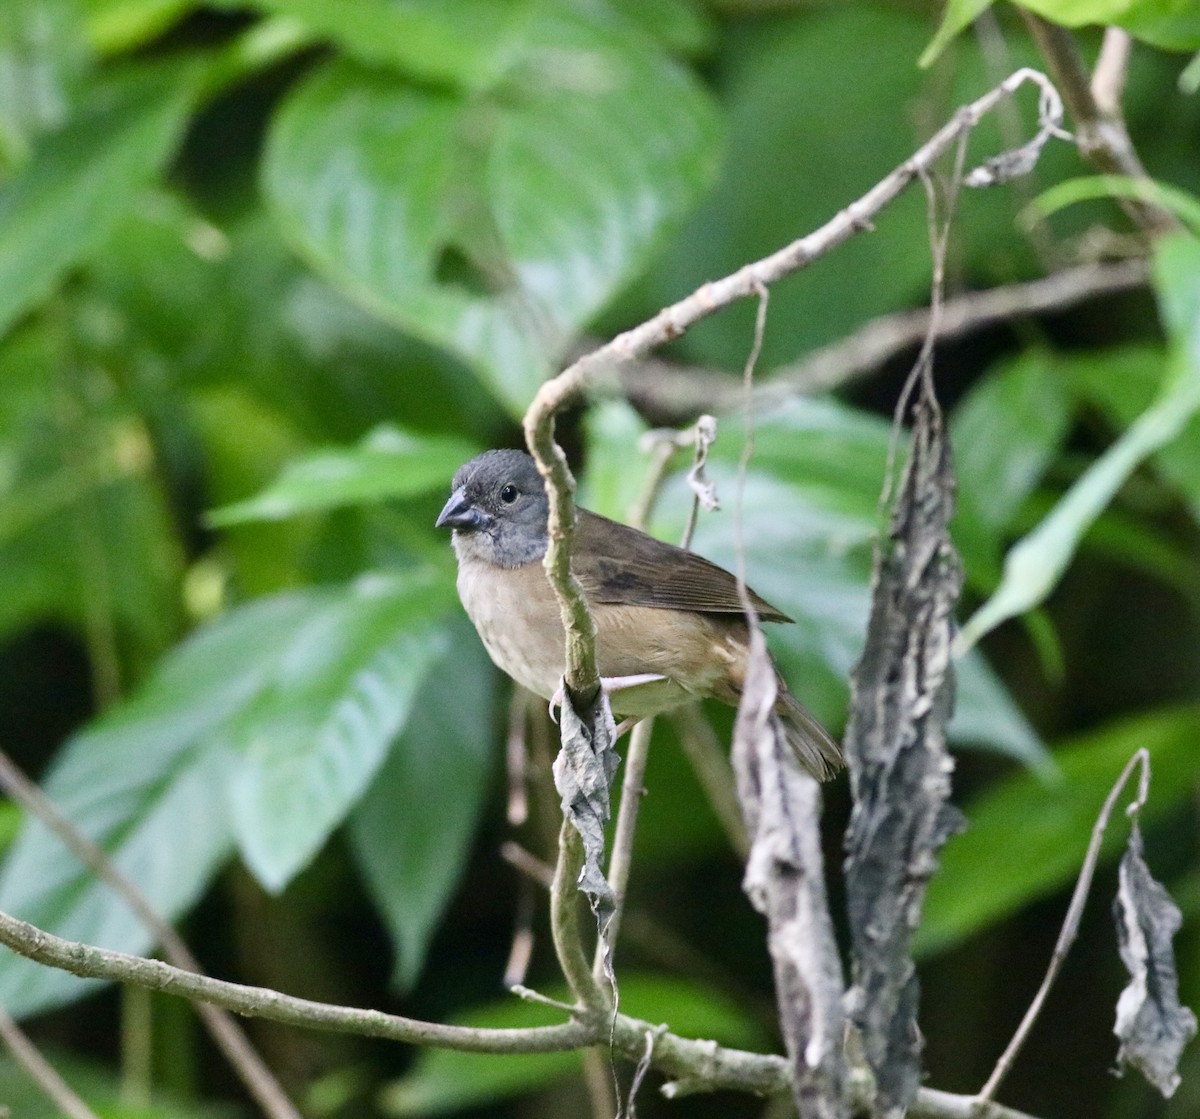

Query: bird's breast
left=455, top=555, right=565, bottom=701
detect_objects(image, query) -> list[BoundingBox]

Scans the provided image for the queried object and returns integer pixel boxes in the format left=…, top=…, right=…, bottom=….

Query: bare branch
left=523, top=68, right=1068, bottom=704
left=0, top=907, right=594, bottom=1053
left=0, top=1006, right=99, bottom=1119
left=1091, top=28, right=1133, bottom=117
left=670, top=705, right=750, bottom=858
left=594, top=717, right=654, bottom=981
left=0, top=749, right=302, bottom=1119
left=978, top=748, right=1151, bottom=1102
left=1020, top=13, right=1178, bottom=232
left=616, top=258, right=1149, bottom=417
left=0, top=907, right=1065, bottom=1116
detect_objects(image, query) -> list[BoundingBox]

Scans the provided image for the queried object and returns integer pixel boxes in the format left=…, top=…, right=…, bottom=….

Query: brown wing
left=574, top=509, right=792, bottom=623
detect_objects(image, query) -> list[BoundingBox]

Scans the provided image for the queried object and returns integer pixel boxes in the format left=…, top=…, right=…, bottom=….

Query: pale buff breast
left=455, top=553, right=565, bottom=700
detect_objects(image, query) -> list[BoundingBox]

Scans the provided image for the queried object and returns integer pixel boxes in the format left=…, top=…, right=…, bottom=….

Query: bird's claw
left=547, top=673, right=667, bottom=732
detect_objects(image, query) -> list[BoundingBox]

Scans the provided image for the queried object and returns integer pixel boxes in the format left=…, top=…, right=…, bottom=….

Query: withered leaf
left=1112, top=825, right=1198, bottom=1097
left=733, top=624, right=847, bottom=1119
left=842, top=396, right=965, bottom=1117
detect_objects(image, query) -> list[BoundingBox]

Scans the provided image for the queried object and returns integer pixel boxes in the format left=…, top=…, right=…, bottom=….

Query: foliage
left=0, top=0, right=1197, bottom=1117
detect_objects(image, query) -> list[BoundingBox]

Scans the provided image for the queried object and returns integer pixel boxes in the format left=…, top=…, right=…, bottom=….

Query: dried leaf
left=842, top=396, right=965, bottom=1116
left=734, top=625, right=847, bottom=1119
left=552, top=689, right=619, bottom=932
left=1112, top=825, right=1198, bottom=1097
left=686, top=415, right=721, bottom=512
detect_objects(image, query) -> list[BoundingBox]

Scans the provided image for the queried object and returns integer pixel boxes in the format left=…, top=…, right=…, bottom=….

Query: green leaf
left=650, top=8, right=936, bottom=374
left=0, top=593, right=317, bottom=1016
left=1031, top=174, right=1200, bottom=237
left=586, top=397, right=1047, bottom=765
left=207, top=425, right=478, bottom=526
left=380, top=974, right=769, bottom=1116
left=348, top=619, right=494, bottom=990
left=918, top=704, right=1200, bottom=956
left=952, top=350, right=1074, bottom=536
left=0, top=0, right=91, bottom=169
left=207, top=0, right=524, bottom=88
left=0, top=571, right=459, bottom=1013
left=919, top=0, right=996, bottom=68
left=84, top=0, right=194, bottom=55
left=229, top=570, right=456, bottom=891
left=0, top=1048, right=234, bottom=1118
left=262, top=6, right=720, bottom=415
left=0, top=61, right=199, bottom=340
left=958, top=235, right=1200, bottom=652
left=1062, top=344, right=1200, bottom=518
left=1016, top=0, right=1200, bottom=51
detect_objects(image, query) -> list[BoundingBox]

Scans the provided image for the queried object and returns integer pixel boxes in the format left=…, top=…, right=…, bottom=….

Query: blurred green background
left=0, top=1, right=1197, bottom=1117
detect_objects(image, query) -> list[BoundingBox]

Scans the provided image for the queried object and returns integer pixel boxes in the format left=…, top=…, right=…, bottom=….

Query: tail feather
left=775, top=686, right=844, bottom=782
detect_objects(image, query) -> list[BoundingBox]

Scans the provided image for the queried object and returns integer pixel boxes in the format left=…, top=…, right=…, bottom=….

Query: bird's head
left=435, top=449, right=550, bottom=568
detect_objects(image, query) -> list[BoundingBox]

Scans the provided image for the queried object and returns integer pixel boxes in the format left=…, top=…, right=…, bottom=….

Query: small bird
left=435, top=449, right=843, bottom=781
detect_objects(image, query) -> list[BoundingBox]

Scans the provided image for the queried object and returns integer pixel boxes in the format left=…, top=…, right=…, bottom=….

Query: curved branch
left=0, top=909, right=591, bottom=1054
left=522, top=68, right=1066, bottom=697
left=0, top=909, right=1052, bottom=1117
left=1020, top=14, right=1178, bottom=233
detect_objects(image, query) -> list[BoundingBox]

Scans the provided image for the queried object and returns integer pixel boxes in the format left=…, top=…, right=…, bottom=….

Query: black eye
left=500, top=484, right=518, bottom=504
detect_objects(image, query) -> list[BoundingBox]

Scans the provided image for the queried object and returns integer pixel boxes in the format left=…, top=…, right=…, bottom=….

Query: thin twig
left=0, top=1006, right=100, bottom=1119
left=502, top=877, right=536, bottom=990
left=976, top=748, right=1152, bottom=1102
left=0, top=749, right=302, bottom=1119
left=593, top=718, right=655, bottom=980
left=506, top=689, right=531, bottom=827
left=616, top=258, right=1148, bottom=416
left=501, top=841, right=556, bottom=888
left=1090, top=27, right=1133, bottom=117
left=1020, top=13, right=1177, bottom=233
left=523, top=67, right=1068, bottom=705
left=767, top=257, right=1147, bottom=398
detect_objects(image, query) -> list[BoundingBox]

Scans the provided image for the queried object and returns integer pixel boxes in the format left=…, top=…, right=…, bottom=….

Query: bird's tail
left=775, top=686, right=844, bottom=782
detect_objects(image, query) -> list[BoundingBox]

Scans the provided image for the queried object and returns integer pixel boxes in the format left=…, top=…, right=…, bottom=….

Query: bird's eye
left=500, top=484, right=519, bottom=504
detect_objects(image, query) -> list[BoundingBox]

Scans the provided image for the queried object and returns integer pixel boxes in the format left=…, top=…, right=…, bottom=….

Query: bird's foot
left=547, top=674, right=668, bottom=727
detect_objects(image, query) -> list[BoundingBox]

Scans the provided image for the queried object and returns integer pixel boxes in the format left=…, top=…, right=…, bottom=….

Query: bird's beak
left=435, top=487, right=489, bottom=531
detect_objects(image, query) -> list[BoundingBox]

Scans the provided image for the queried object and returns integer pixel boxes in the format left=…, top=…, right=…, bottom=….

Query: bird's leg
left=547, top=674, right=668, bottom=727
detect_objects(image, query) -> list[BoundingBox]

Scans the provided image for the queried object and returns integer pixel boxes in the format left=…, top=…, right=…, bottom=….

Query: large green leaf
left=348, top=619, right=494, bottom=990
left=0, top=593, right=315, bottom=1016
left=958, top=234, right=1200, bottom=652
left=0, top=61, right=199, bottom=340
left=0, top=571, right=458, bottom=1014
left=262, top=4, right=720, bottom=414
left=207, top=0, right=525, bottom=88
left=952, top=350, right=1074, bottom=537
left=208, top=425, right=477, bottom=526
left=380, top=974, right=769, bottom=1116
left=228, top=570, right=456, bottom=891
left=918, top=704, right=1200, bottom=956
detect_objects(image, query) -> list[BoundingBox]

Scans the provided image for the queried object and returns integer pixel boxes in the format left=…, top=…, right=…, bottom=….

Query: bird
left=435, top=449, right=843, bottom=781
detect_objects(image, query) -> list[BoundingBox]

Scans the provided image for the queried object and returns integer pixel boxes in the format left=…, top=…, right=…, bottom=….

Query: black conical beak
left=435, top=487, right=489, bottom=531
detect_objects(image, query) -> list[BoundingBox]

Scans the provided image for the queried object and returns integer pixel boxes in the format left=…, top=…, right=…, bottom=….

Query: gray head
left=435, top=449, right=550, bottom=567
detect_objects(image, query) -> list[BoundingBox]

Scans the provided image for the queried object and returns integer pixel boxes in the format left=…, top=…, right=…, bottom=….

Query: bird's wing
left=573, top=509, right=792, bottom=623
